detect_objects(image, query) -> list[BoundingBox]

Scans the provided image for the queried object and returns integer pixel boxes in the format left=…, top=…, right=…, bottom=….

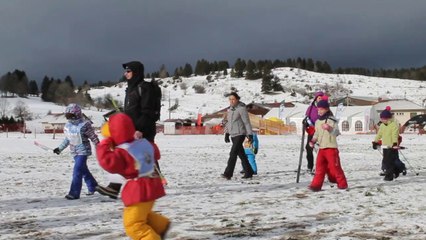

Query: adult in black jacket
left=123, top=61, right=158, bottom=141
left=96, top=60, right=160, bottom=199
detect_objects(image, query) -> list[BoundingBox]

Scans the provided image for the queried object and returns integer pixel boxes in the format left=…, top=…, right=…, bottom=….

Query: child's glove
left=253, top=148, right=258, bottom=154
left=224, top=133, right=230, bottom=143
left=306, top=126, right=315, bottom=135
left=321, top=123, right=331, bottom=131
left=309, top=138, right=317, bottom=148
left=392, top=142, right=399, bottom=149
left=372, top=141, right=379, bottom=150
left=53, top=148, right=61, bottom=155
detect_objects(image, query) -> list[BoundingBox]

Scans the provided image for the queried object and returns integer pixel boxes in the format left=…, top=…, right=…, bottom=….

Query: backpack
left=117, top=139, right=155, bottom=177
left=138, top=80, right=162, bottom=121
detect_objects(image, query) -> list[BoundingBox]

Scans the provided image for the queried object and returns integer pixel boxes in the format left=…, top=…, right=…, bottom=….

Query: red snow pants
left=310, top=148, right=348, bottom=190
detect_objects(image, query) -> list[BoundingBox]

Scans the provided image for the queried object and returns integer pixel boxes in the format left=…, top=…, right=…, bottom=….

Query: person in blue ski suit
left=243, top=133, right=259, bottom=174
left=53, top=103, right=100, bottom=200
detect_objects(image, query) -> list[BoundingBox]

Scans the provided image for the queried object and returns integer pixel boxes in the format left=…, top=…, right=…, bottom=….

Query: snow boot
left=65, top=194, right=79, bottom=200
left=95, top=185, right=119, bottom=199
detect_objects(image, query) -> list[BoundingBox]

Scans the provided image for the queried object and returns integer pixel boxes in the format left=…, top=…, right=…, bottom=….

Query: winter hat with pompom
left=380, top=106, right=392, bottom=119
left=317, top=100, right=330, bottom=109
left=320, top=95, right=329, bottom=101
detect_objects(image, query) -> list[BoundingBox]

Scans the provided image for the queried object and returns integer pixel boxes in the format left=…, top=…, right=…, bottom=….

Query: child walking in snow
left=243, top=133, right=259, bottom=174
left=53, top=103, right=100, bottom=200
left=96, top=113, right=169, bottom=240
left=372, top=106, right=400, bottom=181
left=308, top=100, right=348, bottom=191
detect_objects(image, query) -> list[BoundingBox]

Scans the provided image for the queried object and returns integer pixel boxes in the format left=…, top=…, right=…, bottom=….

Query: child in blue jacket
left=243, top=133, right=259, bottom=174
left=53, top=103, right=100, bottom=200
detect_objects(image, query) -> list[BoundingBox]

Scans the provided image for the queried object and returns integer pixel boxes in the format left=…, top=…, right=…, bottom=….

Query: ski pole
left=155, top=164, right=168, bottom=185
left=296, top=121, right=306, bottom=183
left=34, top=141, right=53, bottom=151
left=398, top=150, right=420, bottom=176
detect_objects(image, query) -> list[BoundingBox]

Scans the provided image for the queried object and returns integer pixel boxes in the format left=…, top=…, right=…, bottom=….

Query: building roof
left=374, top=99, right=424, bottom=111
left=40, top=113, right=67, bottom=124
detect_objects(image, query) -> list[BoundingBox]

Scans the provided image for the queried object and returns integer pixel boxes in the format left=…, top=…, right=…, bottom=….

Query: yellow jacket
left=374, top=119, right=399, bottom=148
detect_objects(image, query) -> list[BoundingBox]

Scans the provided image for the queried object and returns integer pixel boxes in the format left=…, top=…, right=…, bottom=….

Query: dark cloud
left=1, top=0, right=426, bottom=84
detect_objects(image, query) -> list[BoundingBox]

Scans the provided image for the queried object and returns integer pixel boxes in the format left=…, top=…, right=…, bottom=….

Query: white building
left=265, top=103, right=380, bottom=134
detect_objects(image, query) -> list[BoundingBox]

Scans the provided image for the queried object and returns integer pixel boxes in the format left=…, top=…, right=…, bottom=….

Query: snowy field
left=0, top=132, right=425, bottom=240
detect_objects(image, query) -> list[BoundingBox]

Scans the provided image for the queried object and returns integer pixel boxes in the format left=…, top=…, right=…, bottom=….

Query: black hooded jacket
left=122, top=61, right=159, bottom=140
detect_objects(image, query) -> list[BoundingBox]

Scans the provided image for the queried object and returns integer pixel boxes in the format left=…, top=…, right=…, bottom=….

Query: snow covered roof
left=374, top=99, right=424, bottom=111
left=40, top=113, right=67, bottom=124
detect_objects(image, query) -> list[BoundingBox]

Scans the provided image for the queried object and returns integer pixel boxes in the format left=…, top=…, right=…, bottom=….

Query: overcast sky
left=1, top=0, right=426, bottom=85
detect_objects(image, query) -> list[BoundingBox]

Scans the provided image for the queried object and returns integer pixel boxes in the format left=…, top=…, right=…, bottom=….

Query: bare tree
left=180, top=82, right=188, bottom=95
left=13, top=100, right=32, bottom=120
left=0, top=98, right=10, bottom=117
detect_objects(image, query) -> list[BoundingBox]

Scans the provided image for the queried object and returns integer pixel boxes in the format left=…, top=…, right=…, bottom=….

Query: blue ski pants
left=69, top=155, right=98, bottom=198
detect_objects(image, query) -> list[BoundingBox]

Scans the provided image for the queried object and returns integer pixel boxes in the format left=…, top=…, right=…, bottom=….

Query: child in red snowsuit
left=96, top=113, right=170, bottom=239
left=308, top=100, right=348, bottom=191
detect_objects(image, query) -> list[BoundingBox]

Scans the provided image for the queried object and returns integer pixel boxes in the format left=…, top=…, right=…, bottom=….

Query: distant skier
left=52, top=103, right=100, bottom=200
left=308, top=99, right=348, bottom=191
left=303, top=91, right=325, bottom=174
left=372, top=106, right=400, bottom=181
left=96, top=113, right=170, bottom=239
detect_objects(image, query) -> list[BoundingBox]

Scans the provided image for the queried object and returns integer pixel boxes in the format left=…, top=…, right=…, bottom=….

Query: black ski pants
left=305, top=134, right=314, bottom=170
left=382, top=148, right=397, bottom=178
left=224, top=135, right=254, bottom=178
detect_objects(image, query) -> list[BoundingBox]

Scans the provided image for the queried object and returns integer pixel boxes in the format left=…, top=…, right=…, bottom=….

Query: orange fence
left=249, top=114, right=295, bottom=135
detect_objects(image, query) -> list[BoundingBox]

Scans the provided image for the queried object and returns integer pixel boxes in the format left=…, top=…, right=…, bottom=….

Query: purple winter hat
left=317, top=100, right=330, bottom=109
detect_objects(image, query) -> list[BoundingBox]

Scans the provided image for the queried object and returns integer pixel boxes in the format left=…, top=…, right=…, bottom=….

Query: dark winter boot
left=65, top=194, right=79, bottom=200
left=95, top=184, right=119, bottom=199
left=383, top=174, right=394, bottom=181
left=221, top=174, right=231, bottom=180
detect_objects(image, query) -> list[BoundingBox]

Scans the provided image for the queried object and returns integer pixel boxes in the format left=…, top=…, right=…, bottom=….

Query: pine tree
left=64, top=75, right=75, bottom=89
left=40, top=76, right=51, bottom=101
left=159, top=64, right=169, bottom=79
left=245, top=60, right=256, bottom=80
left=261, top=65, right=273, bottom=93
left=233, top=58, right=246, bottom=78
left=28, top=80, right=39, bottom=96
left=183, top=63, right=193, bottom=77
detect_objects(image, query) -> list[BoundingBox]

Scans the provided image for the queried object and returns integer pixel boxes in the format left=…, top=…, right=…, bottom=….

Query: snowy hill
left=89, top=67, right=426, bottom=121
left=2, top=67, right=425, bottom=132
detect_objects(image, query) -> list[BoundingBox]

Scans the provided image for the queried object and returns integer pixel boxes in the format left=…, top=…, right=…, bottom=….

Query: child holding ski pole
left=96, top=113, right=170, bottom=239
left=372, top=106, right=400, bottom=181
left=53, top=103, right=100, bottom=200
left=308, top=100, right=348, bottom=191
left=303, top=91, right=325, bottom=174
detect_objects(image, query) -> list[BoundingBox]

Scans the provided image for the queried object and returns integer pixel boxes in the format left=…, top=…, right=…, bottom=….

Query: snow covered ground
left=1, top=132, right=425, bottom=239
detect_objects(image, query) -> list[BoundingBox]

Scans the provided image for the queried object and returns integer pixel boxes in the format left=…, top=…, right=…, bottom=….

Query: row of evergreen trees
left=335, top=66, right=426, bottom=80
left=150, top=57, right=426, bottom=82
left=0, top=116, right=23, bottom=124
left=149, top=57, right=333, bottom=79
left=0, top=70, right=39, bottom=97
